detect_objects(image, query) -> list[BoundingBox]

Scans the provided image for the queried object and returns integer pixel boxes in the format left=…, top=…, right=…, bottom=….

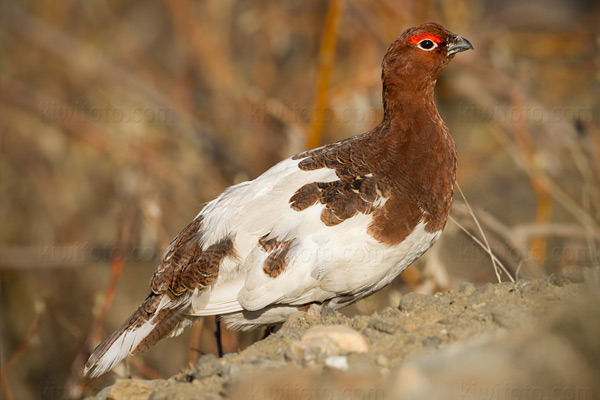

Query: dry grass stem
left=456, top=184, right=514, bottom=282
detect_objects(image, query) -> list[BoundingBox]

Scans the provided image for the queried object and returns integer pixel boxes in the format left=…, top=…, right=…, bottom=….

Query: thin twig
left=515, top=261, right=524, bottom=280
left=583, top=186, right=600, bottom=268
left=449, top=215, right=515, bottom=283
left=453, top=183, right=515, bottom=282
left=511, top=222, right=600, bottom=241
left=65, top=251, right=124, bottom=399
left=456, top=182, right=502, bottom=282
left=3, top=4, right=245, bottom=183
left=452, top=62, right=600, bottom=238
left=188, top=319, right=204, bottom=366
left=537, top=174, right=600, bottom=235
left=453, top=206, right=529, bottom=265
left=128, top=357, right=163, bottom=380
left=0, top=300, right=45, bottom=400
left=452, top=204, right=545, bottom=278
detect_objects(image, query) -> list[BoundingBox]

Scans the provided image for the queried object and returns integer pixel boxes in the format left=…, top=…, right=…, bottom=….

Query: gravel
left=88, top=266, right=600, bottom=400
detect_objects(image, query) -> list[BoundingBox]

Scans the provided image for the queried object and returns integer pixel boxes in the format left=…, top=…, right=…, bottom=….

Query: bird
left=84, top=22, right=473, bottom=378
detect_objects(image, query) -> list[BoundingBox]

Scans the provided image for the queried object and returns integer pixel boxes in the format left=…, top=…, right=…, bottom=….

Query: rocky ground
left=89, top=266, right=600, bottom=400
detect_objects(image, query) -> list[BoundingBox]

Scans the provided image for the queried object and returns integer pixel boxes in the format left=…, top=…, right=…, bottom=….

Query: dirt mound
left=90, top=266, right=600, bottom=400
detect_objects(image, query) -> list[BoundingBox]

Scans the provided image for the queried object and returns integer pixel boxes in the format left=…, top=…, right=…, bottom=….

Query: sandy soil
left=89, top=266, right=600, bottom=400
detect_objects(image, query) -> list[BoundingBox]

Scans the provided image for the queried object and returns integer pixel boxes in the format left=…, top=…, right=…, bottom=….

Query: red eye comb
left=408, top=34, right=442, bottom=44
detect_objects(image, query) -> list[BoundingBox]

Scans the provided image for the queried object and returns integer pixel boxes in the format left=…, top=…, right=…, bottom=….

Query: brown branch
left=164, top=0, right=241, bottom=98
left=64, top=251, right=124, bottom=399
left=0, top=80, right=176, bottom=185
left=510, top=89, right=552, bottom=265
left=3, top=4, right=244, bottom=182
left=307, top=0, right=345, bottom=149
left=451, top=61, right=600, bottom=238
left=129, top=357, right=163, bottom=380
left=188, top=319, right=205, bottom=367
left=0, top=301, right=45, bottom=400
left=511, top=223, right=600, bottom=242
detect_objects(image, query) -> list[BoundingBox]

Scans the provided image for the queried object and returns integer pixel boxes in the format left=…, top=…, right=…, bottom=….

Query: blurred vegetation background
left=0, top=0, right=598, bottom=398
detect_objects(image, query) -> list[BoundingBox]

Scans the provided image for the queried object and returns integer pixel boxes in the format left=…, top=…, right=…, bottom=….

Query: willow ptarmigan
left=85, top=22, right=473, bottom=377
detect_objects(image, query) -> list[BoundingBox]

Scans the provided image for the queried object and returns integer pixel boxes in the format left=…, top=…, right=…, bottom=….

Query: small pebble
left=561, top=266, right=585, bottom=283
left=376, top=355, right=389, bottom=367
left=288, top=325, right=369, bottom=361
left=398, top=292, right=439, bottom=312
left=325, top=356, right=349, bottom=371
left=549, top=273, right=570, bottom=287
left=421, top=336, right=442, bottom=347
left=321, top=306, right=337, bottom=321
left=368, top=318, right=397, bottom=334
left=106, top=380, right=154, bottom=400
left=459, top=282, right=475, bottom=295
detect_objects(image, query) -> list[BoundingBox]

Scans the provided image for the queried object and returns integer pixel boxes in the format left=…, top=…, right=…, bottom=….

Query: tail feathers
left=84, top=294, right=189, bottom=378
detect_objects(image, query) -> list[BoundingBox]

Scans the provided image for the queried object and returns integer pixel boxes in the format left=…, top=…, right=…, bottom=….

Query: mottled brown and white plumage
left=84, top=23, right=473, bottom=378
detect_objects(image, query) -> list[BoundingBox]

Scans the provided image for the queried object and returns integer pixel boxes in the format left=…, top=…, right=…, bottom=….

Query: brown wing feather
left=85, top=217, right=235, bottom=377
left=290, top=139, right=389, bottom=228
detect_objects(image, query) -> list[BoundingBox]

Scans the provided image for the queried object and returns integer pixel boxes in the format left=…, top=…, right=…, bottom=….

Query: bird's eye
left=417, top=39, right=437, bottom=51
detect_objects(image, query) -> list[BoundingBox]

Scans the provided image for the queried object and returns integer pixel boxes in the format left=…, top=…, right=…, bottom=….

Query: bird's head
left=382, top=23, right=473, bottom=93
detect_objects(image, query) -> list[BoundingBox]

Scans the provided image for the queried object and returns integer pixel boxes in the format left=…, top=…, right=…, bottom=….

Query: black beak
left=448, top=35, right=474, bottom=55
